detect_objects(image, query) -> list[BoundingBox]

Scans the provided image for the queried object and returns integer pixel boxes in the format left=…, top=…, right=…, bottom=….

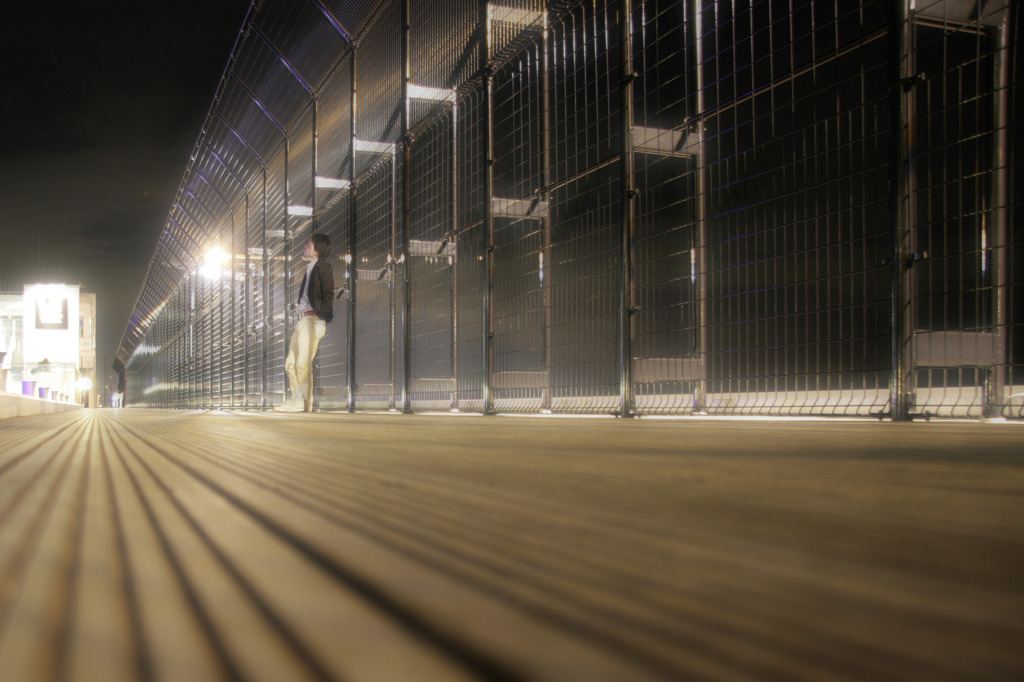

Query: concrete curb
left=0, top=393, right=82, bottom=420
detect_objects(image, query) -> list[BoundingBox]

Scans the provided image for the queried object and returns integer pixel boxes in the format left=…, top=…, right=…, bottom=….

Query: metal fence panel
left=265, top=151, right=289, bottom=405
left=694, top=0, right=893, bottom=416
left=630, top=0, right=697, bottom=414
left=450, top=87, right=488, bottom=412
left=911, top=6, right=1007, bottom=417
left=316, top=195, right=352, bottom=410
left=246, top=171, right=270, bottom=408
left=408, top=113, right=458, bottom=411
left=489, top=44, right=547, bottom=412
left=121, top=0, right=1020, bottom=421
left=547, top=2, right=622, bottom=413
left=1012, top=6, right=1024, bottom=419
left=354, top=159, right=398, bottom=409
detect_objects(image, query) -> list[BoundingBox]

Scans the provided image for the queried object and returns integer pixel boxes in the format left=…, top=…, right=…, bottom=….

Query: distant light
left=205, top=246, right=229, bottom=263
left=201, top=246, right=230, bottom=280
left=981, top=227, right=988, bottom=273
left=354, top=139, right=394, bottom=154
left=77, top=377, right=93, bottom=391
left=315, top=176, right=351, bottom=190
left=199, top=263, right=223, bottom=280
left=408, top=84, right=456, bottom=103
left=288, top=205, right=314, bottom=216
left=488, top=5, right=546, bottom=27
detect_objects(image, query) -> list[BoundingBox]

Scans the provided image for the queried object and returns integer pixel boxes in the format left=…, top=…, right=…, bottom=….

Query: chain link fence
left=119, top=0, right=1021, bottom=419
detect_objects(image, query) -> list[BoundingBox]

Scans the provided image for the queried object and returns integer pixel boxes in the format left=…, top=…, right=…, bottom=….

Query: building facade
left=0, top=285, right=97, bottom=405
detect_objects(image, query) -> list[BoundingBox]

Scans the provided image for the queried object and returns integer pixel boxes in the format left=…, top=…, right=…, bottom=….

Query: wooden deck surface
left=0, top=409, right=1022, bottom=681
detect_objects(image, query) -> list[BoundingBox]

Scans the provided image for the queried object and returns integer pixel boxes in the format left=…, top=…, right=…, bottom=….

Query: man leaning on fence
left=276, top=233, right=334, bottom=412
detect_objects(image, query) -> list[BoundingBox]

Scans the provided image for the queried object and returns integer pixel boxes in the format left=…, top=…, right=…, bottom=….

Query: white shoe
left=274, top=400, right=305, bottom=412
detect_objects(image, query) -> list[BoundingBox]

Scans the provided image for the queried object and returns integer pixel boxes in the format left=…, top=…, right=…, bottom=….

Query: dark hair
left=311, top=233, right=331, bottom=260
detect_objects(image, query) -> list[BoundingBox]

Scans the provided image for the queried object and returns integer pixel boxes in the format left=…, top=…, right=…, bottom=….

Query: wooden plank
left=95, top=414, right=228, bottom=682
left=0, top=416, right=91, bottom=681
left=0, top=409, right=1022, bottom=681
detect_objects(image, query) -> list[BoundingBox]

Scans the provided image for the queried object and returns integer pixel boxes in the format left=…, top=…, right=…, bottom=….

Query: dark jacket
left=299, top=259, right=335, bottom=323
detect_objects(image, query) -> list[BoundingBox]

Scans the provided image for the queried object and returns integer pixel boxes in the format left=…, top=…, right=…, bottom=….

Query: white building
left=0, top=284, right=97, bottom=405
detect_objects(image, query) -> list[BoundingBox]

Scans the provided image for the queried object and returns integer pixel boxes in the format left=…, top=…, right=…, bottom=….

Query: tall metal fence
left=119, top=0, right=1021, bottom=419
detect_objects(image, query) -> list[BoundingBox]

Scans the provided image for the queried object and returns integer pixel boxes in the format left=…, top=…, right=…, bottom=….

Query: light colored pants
left=284, top=315, right=326, bottom=407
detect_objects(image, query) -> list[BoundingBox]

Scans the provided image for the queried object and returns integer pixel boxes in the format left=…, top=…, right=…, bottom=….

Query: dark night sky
left=0, top=1, right=249, bottom=380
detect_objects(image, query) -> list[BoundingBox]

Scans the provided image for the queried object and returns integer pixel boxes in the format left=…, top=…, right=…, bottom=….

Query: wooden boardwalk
left=0, top=409, right=1022, bottom=681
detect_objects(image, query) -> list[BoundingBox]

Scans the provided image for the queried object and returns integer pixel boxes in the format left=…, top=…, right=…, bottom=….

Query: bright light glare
left=408, top=84, right=455, bottom=103
left=354, top=139, right=394, bottom=154
left=201, top=246, right=230, bottom=279
left=316, top=176, right=351, bottom=190
left=77, top=377, right=93, bottom=391
left=205, top=246, right=229, bottom=263
left=200, top=263, right=222, bottom=279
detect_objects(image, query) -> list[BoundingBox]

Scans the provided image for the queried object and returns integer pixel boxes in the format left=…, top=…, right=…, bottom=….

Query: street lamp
left=201, top=246, right=230, bottom=280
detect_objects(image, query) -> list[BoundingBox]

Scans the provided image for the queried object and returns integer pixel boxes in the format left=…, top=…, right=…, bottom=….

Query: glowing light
left=981, top=227, right=988, bottom=273
left=408, top=84, right=456, bottom=103
left=201, top=246, right=230, bottom=280
left=199, top=263, right=221, bottom=279
left=488, top=4, right=546, bottom=27
left=354, top=139, right=394, bottom=154
left=315, top=176, right=351, bottom=190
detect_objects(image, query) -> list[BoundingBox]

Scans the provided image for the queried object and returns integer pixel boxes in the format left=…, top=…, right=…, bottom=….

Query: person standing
left=275, top=233, right=334, bottom=412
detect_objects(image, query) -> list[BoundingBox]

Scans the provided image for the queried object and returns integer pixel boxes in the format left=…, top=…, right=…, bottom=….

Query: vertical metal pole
left=194, top=278, right=200, bottom=407
left=482, top=1, right=495, bottom=414
left=221, top=232, right=227, bottom=408
left=215, top=265, right=219, bottom=407
left=541, top=9, right=553, bottom=412
left=987, top=10, right=1011, bottom=418
left=283, top=141, right=292, bottom=406
left=311, top=99, right=320, bottom=411
left=209, top=281, right=214, bottom=407
left=348, top=51, right=359, bottom=412
left=619, top=0, right=636, bottom=418
left=451, top=103, right=460, bottom=411
left=197, top=278, right=203, bottom=407
left=312, top=103, right=319, bottom=218
left=390, top=149, right=398, bottom=411
left=243, top=192, right=250, bottom=407
left=692, top=0, right=709, bottom=414
left=191, top=274, right=197, bottom=408
left=262, top=168, right=269, bottom=408
left=206, top=281, right=210, bottom=407
left=207, top=279, right=213, bottom=408
left=890, top=0, right=916, bottom=421
left=400, top=0, right=413, bottom=413
left=187, top=278, right=191, bottom=408
left=230, top=210, right=236, bottom=408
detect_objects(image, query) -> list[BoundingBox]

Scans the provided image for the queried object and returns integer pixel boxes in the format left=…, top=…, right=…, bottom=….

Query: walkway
left=0, top=409, right=1022, bottom=681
